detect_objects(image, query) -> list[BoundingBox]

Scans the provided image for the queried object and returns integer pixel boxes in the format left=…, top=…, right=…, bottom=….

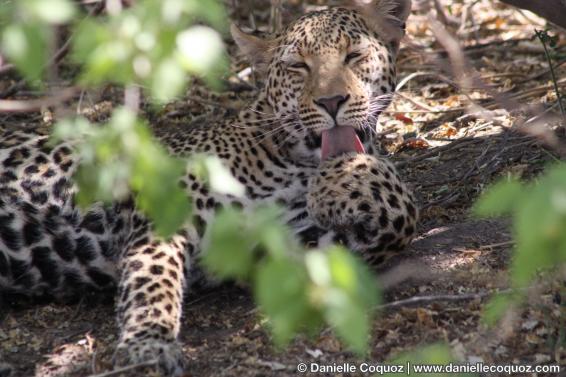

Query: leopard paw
left=113, top=339, right=185, bottom=377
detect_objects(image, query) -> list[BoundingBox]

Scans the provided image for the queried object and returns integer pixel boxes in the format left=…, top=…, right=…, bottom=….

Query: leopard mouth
left=320, top=126, right=366, bottom=161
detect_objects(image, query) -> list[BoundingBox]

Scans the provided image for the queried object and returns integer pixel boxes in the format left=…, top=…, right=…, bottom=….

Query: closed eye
left=288, top=62, right=310, bottom=71
left=345, top=52, right=362, bottom=64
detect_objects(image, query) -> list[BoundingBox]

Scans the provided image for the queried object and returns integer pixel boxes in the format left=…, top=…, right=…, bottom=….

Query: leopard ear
left=348, top=0, right=411, bottom=44
left=231, top=24, right=274, bottom=75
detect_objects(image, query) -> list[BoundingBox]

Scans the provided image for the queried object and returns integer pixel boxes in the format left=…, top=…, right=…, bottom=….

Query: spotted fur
left=0, top=1, right=414, bottom=375
left=307, top=153, right=418, bottom=266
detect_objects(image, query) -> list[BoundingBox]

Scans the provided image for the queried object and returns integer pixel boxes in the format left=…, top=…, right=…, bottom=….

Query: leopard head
left=232, top=0, right=411, bottom=163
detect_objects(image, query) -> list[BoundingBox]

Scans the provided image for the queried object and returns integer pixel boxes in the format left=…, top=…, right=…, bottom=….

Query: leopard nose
left=314, top=94, right=350, bottom=118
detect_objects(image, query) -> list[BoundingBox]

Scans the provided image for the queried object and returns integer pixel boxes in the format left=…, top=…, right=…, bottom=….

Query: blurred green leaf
left=2, top=23, right=47, bottom=82
left=256, top=259, right=322, bottom=346
left=53, top=109, right=191, bottom=238
left=482, top=292, right=521, bottom=326
left=133, top=148, right=190, bottom=237
left=71, top=0, right=227, bottom=101
left=477, top=164, right=566, bottom=324
left=176, top=25, right=225, bottom=75
left=392, top=343, right=453, bottom=364
left=253, top=206, right=295, bottom=260
left=509, top=166, right=566, bottom=287
left=24, top=0, right=77, bottom=24
left=202, top=208, right=257, bottom=279
left=151, top=58, right=185, bottom=102
left=482, top=293, right=516, bottom=326
left=308, top=247, right=379, bottom=354
left=182, top=0, right=227, bottom=31
left=387, top=344, right=473, bottom=377
left=203, top=156, right=245, bottom=197
left=473, top=178, right=523, bottom=217
left=203, top=205, right=291, bottom=279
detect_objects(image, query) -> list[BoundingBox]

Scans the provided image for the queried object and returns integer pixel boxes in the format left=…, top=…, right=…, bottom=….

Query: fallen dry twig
left=377, top=289, right=513, bottom=311
left=0, top=87, right=79, bottom=113
left=85, top=360, right=158, bottom=377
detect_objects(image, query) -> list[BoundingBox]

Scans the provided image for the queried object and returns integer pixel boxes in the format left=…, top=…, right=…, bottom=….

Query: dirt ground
left=1, top=0, right=566, bottom=376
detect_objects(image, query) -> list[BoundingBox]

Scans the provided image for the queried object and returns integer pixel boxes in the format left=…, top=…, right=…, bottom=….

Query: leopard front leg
left=113, top=221, right=197, bottom=376
left=305, top=154, right=419, bottom=267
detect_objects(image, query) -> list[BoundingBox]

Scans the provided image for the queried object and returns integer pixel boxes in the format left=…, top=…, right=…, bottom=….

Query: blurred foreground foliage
left=1, top=0, right=463, bottom=368
left=475, top=163, right=566, bottom=323
left=475, top=29, right=566, bottom=326
left=203, top=206, right=380, bottom=353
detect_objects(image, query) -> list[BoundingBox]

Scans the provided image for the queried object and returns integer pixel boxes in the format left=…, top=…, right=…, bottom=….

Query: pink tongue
left=321, top=126, right=366, bottom=161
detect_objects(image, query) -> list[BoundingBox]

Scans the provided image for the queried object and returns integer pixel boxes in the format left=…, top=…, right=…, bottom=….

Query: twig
left=269, top=0, right=283, bottom=33
left=377, top=289, right=513, bottom=311
left=395, top=137, right=481, bottom=168
left=384, top=108, right=466, bottom=114
left=0, top=87, right=79, bottom=112
left=396, top=92, right=436, bottom=112
left=91, top=349, right=98, bottom=374
left=0, top=81, right=25, bottom=100
left=503, top=79, right=566, bottom=99
left=421, top=191, right=461, bottom=209
left=479, top=240, right=515, bottom=250
left=419, top=37, right=533, bottom=57
left=524, top=101, right=561, bottom=126
left=525, top=57, right=566, bottom=81
left=535, top=29, right=566, bottom=120
left=124, top=85, right=140, bottom=113
left=186, top=95, right=235, bottom=109
left=396, top=71, right=461, bottom=92
left=85, top=360, right=158, bottom=377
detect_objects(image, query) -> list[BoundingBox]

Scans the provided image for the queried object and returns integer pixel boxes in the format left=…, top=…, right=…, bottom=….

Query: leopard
left=0, top=0, right=416, bottom=375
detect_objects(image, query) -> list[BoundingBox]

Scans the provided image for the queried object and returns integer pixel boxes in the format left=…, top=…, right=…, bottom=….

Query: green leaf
left=53, top=110, right=191, bottom=238
left=176, top=25, right=225, bottom=75
left=202, top=208, right=256, bottom=279
left=482, top=293, right=516, bottom=326
left=508, top=165, right=566, bottom=287
left=473, top=178, right=524, bottom=217
left=388, top=344, right=469, bottom=377
left=133, top=153, right=190, bottom=237
left=2, top=23, right=48, bottom=82
left=70, top=0, right=227, bottom=94
left=183, top=0, right=227, bottom=30
left=150, top=58, right=185, bottom=102
left=326, top=248, right=379, bottom=354
left=253, top=206, right=294, bottom=260
left=71, top=19, right=107, bottom=64
left=305, top=248, right=379, bottom=354
left=328, top=247, right=379, bottom=305
left=392, top=343, right=453, bottom=364
left=255, top=259, right=321, bottom=346
left=204, top=156, right=245, bottom=197
left=324, top=289, right=370, bottom=354
left=24, top=0, right=77, bottom=24
left=510, top=203, right=554, bottom=287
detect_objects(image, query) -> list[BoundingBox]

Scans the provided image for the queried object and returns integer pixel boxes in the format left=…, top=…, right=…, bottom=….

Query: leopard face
left=232, top=0, right=411, bottom=162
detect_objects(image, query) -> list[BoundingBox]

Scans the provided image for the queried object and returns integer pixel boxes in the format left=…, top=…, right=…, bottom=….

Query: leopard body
left=0, top=1, right=416, bottom=375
